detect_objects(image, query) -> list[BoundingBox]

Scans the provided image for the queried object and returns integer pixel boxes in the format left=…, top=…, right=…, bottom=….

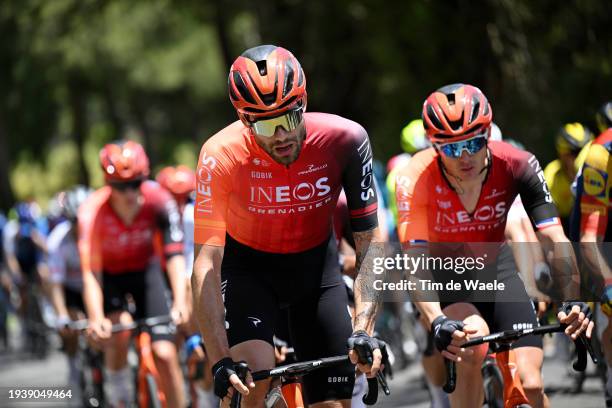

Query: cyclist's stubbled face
left=252, top=121, right=307, bottom=166
left=439, top=143, right=488, bottom=181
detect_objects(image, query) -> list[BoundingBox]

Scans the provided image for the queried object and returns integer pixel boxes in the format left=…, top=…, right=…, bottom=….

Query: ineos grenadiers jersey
left=78, top=181, right=184, bottom=274
left=396, top=141, right=560, bottom=244
left=48, top=220, right=82, bottom=291
left=572, top=129, right=612, bottom=241
left=194, top=112, right=379, bottom=253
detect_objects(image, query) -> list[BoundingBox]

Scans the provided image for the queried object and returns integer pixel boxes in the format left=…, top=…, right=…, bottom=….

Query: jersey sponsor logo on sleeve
left=583, top=166, right=607, bottom=197
left=196, top=152, right=217, bottom=214
left=165, top=200, right=184, bottom=242
left=528, top=156, right=553, bottom=203
left=357, top=139, right=375, bottom=202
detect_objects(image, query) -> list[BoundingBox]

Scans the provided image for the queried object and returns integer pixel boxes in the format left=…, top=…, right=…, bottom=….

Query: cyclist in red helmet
left=396, top=84, right=593, bottom=407
left=80, top=140, right=187, bottom=407
left=156, top=165, right=217, bottom=405
left=156, top=165, right=196, bottom=210
left=193, top=45, right=384, bottom=406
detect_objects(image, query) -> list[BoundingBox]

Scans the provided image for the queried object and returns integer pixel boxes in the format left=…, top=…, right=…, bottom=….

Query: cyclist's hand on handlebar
left=431, top=315, right=476, bottom=362
left=348, top=330, right=383, bottom=378
left=557, top=301, right=594, bottom=340
left=170, top=300, right=189, bottom=325
left=212, top=358, right=255, bottom=400
left=87, top=317, right=112, bottom=347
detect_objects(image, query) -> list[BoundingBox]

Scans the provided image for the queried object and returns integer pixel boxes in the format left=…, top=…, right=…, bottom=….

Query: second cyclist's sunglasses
left=435, top=132, right=488, bottom=158
left=248, top=108, right=304, bottom=138
left=109, top=179, right=143, bottom=192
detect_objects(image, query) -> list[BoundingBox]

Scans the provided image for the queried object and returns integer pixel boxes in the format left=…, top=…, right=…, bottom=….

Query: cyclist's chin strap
left=440, top=148, right=491, bottom=193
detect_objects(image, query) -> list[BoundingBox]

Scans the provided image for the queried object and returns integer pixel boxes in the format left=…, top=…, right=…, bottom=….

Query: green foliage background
left=0, top=0, right=610, bottom=210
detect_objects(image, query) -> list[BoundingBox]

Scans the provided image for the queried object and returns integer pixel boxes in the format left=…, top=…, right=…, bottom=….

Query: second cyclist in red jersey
left=79, top=140, right=187, bottom=408
left=395, top=83, right=594, bottom=408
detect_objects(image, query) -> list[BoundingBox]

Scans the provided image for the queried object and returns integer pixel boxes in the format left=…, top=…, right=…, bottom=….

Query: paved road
left=0, top=318, right=606, bottom=407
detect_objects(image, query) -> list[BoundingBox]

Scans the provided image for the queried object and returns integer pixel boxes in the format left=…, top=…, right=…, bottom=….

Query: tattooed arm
left=353, top=227, right=386, bottom=334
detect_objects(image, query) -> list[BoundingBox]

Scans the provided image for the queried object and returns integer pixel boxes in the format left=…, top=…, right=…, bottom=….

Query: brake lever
left=230, top=361, right=249, bottom=408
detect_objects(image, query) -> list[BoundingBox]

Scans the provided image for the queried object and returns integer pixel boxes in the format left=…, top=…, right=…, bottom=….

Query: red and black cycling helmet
left=156, top=165, right=196, bottom=198
left=99, top=140, right=150, bottom=182
left=228, top=45, right=307, bottom=124
left=422, top=83, right=493, bottom=144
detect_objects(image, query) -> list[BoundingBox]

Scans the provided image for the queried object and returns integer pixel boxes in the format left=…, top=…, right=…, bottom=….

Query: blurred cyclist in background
left=544, top=123, right=594, bottom=232
left=157, top=165, right=217, bottom=407
left=0, top=210, right=8, bottom=351
left=386, top=119, right=431, bottom=236
left=2, top=201, right=50, bottom=338
left=570, top=101, right=612, bottom=406
left=47, top=185, right=92, bottom=403
left=80, top=141, right=187, bottom=407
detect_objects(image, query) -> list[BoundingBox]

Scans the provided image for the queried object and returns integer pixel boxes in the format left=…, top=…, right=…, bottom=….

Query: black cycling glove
left=211, top=357, right=239, bottom=398
left=431, top=315, right=465, bottom=353
left=559, top=301, right=592, bottom=321
left=348, top=330, right=380, bottom=364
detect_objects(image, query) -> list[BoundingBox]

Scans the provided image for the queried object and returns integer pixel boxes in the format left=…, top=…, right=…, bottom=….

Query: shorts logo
left=328, top=376, right=349, bottom=383
left=248, top=317, right=262, bottom=327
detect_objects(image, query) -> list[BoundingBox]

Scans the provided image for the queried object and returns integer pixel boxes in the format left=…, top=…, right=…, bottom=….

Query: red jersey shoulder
left=488, top=141, right=530, bottom=161
left=488, top=141, right=535, bottom=174
left=78, top=186, right=111, bottom=223
left=398, top=147, right=438, bottom=179
left=594, top=129, right=612, bottom=146
left=199, top=121, right=252, bottom=167
left=303, top=112, right=368, bottom=147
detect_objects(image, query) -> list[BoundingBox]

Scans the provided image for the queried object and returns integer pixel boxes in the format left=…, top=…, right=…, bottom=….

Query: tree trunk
left=0, top=110, right=15, bottom=211
left=68, top=75, right=90, bottom=186
left=213, top=0, right=234, bottom=69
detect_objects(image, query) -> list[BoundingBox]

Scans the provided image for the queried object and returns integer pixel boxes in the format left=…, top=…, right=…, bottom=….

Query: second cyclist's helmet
left=422, top=83, right=492, bottom=144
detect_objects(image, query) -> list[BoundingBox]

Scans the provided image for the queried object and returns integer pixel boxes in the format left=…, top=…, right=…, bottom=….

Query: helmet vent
left=256, top=60, right=268, bottom=76
left=448, top=94, right=456, bottom=105
left=449, top=114, right=464, bottom=131
left=426, top=105, right=444, bottom=130
left=470, top=97, right=480, bottom=123
left=283, top=61, right=295, bottom=98
left=232, top=72, right=256, bottom=104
